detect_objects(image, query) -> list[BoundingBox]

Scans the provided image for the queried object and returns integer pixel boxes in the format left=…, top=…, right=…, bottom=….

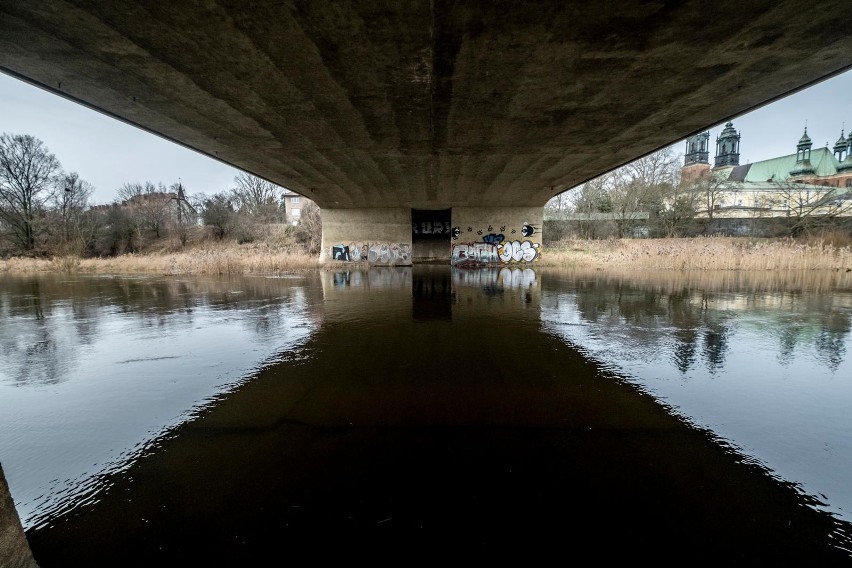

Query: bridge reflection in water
left=9, top=266, right=852, bottom=563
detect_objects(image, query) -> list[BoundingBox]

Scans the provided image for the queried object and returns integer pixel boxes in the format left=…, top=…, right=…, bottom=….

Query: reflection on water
left=541, top=269, right=852, bottom=524
left=0, top=273, right=322, bottom=528
left=2, top=267, right=852, bottom=561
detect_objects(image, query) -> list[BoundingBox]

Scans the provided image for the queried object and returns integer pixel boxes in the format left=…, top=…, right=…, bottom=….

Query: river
left=1, top=266, right=851, bottom=563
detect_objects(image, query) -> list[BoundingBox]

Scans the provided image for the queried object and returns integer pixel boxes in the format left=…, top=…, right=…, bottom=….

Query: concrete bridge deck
left=1, top=0, right=851, bottom=264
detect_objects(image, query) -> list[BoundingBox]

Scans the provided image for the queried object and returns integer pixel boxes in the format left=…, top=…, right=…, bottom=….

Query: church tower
left=833, top=129, right=847, bottom=162
left=682, top=131, right=710, bottom=184
left=685, top=131, right=710, bottom=165
left=837, top=131, right=852, bottom=176
left=714, top=122, right=740, bottom=168
left=790, top=127, right=815, bottom=177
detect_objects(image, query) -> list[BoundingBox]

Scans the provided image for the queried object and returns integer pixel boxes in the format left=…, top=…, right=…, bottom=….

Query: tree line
left=0, top=132, right=320, bottom=257
left=546, top=145, right=852, bottom=239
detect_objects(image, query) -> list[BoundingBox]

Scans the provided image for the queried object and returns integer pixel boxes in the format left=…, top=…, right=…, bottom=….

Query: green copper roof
left=742, top=147, right=841, bottom=182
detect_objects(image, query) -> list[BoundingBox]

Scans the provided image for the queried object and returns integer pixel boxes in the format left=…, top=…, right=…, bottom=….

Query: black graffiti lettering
left=332, top=245, right=350, bottom=261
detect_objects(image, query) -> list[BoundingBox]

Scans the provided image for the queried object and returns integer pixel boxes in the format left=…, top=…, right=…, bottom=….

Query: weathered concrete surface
left=1, top=1, right=851, bottom=208
left=320, top=208, right=412, bottom=265
left=411, top=239, right=450, bottom=263
left=0, top=463, right=38, bottom=568
left=451, top=206, right=543, bottom=265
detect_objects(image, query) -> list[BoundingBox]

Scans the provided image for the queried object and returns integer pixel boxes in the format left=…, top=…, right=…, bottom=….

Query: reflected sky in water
left=2, top=267, right=852, bottom=555
left=540, top=271, right=852, bottom=522
left=0, top=274, right=320, bottom=528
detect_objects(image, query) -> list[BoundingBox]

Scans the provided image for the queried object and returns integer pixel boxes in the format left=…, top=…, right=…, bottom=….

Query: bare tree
left=0, top=133, right=61, bottom=252
left=230, top=172, right=283, bottom=222
left=168, top=181, right=198, bottom=246
left=544, top=191, right=572, bottom=220
left=618, top=146, right=681, bottom=192
left=609, top=146, right=681, bottom=237
left=116, top=181, right=173, bottom=241
left=293, top=200, right=322, bottom=254
left=91, top=204, right=136, bottom=255
left=689, top=172, right=731, bottom=221
left=609, top=178, right=650, bottom=237
left=51, top=172, right=94, bottom=249
left=659, top=182, right=699, bottom=237
left=571, top=174, right=613, bottom=215
left=201, top=192, right=236, bottom=240
left=763, top=181, right=852, bottom=235
left=567, top=174, right=614, bottom=239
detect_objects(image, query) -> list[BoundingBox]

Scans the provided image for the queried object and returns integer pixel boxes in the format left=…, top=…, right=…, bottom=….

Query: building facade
left=281, top=189, right=313, bottom=225
left=682, top=122, right=852, bottom=219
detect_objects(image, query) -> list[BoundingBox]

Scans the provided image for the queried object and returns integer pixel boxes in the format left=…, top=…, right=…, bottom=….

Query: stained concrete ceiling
left=1, top=1, right=851, bottom=209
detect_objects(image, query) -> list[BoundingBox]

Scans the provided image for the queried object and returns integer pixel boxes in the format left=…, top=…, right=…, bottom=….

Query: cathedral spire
left=834, top=127, right=847, bottom=162
left=790, top=126, right=815, bottom=177
left=714, top=122, right=740, bottom=167
left=684, top=131, right=710, bottom=166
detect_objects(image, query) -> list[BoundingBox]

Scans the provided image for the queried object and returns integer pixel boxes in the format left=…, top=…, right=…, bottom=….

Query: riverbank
left=543, top=236, right=852, bottom=271
left=0, top=241, right=324, bottom=275
left=1, top=236, right=851, bottom=274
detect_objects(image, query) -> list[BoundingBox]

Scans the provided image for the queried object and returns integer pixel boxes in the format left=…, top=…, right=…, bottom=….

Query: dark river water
left=1, top=266, right=852, bottom=563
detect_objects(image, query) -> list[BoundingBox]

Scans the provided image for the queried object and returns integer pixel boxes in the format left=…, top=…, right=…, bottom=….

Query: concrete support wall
left=1, top=464, right=38, bottom=568
left=451, top=207, right=544, bottom=266
left=320, top=208, right=412, bottom=266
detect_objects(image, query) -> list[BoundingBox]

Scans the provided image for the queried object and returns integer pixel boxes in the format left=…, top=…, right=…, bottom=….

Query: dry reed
left=540, top=237, right=852, bottom=272
left=541, top=266, right=852, bottom=294
left=1, top=242, right=321, bottom=275
left=3, top=237, right=851, bottom=276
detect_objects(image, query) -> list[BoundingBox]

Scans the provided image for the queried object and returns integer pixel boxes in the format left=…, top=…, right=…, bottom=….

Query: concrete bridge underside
left=1, top=0, right=851, bottom=265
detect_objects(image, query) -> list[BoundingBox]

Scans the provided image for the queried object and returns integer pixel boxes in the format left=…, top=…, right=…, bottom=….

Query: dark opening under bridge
left=1, top=0, right=851, bottom=264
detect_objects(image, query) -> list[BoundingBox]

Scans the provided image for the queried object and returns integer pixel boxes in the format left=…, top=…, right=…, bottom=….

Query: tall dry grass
left=1, top=241, right=321, bottom=275
left=541, top=266, right=852, bottom=294
left=541, top=237, right=852, bottom=272
left=3, top=236, right=852, bottom=276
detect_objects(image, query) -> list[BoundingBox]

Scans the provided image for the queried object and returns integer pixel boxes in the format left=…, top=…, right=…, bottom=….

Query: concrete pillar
left=320, top=208, right=413, bottom=266
left=0, top=463, right=38, bottom=568
left=450, top=206, right=544, bottom=266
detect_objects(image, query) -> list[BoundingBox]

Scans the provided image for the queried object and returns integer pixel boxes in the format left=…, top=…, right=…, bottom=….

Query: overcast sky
left=1, top=68, right=851, bottom=205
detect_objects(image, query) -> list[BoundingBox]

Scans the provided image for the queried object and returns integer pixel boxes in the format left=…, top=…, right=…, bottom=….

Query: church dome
left=718, top=122, right=738, bottom=139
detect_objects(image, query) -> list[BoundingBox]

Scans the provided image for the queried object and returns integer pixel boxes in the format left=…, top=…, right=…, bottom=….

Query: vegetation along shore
left=2, top=236, right=851, bottom=276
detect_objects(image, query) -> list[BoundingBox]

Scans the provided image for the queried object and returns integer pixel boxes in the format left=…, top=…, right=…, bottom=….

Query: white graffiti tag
left=367, top=243, right=411, bottom=264
left=347, top=242, right=366, bottom=261
left=498, top=267, right=537, bottom=288
left=451, top=243, right=499, bottom=266
left=498, top=240, right=540, bottom=263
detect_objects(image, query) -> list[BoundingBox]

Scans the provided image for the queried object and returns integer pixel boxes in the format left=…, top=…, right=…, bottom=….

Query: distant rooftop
left=741, top=147, right=842, bottom=182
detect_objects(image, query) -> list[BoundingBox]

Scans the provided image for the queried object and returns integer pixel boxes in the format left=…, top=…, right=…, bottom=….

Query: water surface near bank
left=1, top=267, right=851, bottom=562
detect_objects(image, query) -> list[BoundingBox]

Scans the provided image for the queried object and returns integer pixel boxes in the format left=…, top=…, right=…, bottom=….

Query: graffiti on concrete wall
left=331, top=245, right=350, bottom=261
left=450, top=221, right=541, bottom=265
left=521, top=223, right=540, bottom=237
left=451, top=243, right=499, bottom=267
left=412, top=221, right=451, bottom=236
left=329, top=242, right=411, bottom=264
left=343, top=242, right=368, bottom=262
left=368, top=243, right=411, bottom=264
left=498, top=240, right=540, bottom=262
